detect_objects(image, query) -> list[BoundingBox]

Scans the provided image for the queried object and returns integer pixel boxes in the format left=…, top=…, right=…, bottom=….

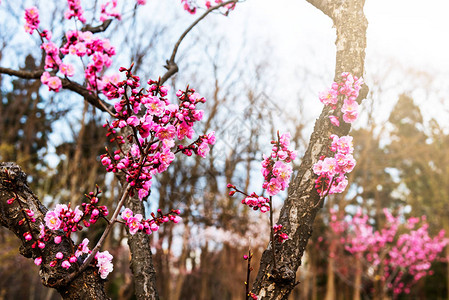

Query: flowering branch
left=58, top=183, right=132, bottom=286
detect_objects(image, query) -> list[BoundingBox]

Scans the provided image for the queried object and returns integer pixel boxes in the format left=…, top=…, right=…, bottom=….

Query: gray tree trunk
left=252, top=0, right=368, bottom=298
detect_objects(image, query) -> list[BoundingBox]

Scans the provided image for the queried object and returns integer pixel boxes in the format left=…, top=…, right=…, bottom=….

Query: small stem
left=245, top=249, right=252, bottom=300
left=269, top=196, right=276, bottom=271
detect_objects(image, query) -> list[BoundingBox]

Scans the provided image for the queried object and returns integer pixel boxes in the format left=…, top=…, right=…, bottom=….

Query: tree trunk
left=125, top=195, right=160, bottom=300
left=0, top=162, right=108, bottom=299
left=251, top=0, right=368, bottom=298
left=447, top=244, right=449, bottom=300
left=353, top=255, right=362, bottom=300
left=325, top=241, right=336, bottom=300
left=120, top=126, right=159, bottom=300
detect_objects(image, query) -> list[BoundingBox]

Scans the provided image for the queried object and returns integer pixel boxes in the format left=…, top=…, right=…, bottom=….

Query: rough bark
left=120, top=126, right=159, bottom=300
left=251, top=0, right=368, bottom=298
left=125, top=195, right=160, bottom=300
left=324, top=240, right=336, bottom=300
left=353, top=255, right=362, bottom=300
left=0, top=162, right=108, bottom=300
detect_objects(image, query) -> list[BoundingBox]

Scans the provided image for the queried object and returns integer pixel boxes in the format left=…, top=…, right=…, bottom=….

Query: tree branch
left=0, top=66, right=114, bottom=114
left=160, top=0, right=239, bottom=84
left=252, top=0, right=369, bottom=298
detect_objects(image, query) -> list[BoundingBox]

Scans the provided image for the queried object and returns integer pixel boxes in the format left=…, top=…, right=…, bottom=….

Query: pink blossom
left=144, top=96, right=165, bottom=116
left=157, top=125, right=176, bottom=141
left=46, top=76, right=62, bottom=92
left=343, top=111, right=358, bottom=123
left=24, top=232, right=32, bottom=241
left=34, top=257, right=42, bottom=266
left=96, top=251, right=113, bottom=279
left=38, top=241, right=45, bottom=249
left=176, top=122, right=194, bottom=140
left=207, top=131, right=216, bottom=145
left=279, top=132, right=291, bottom=148
left=313, top=160, right=324, bottom=175
left=54, top=236, right=62, bottom=244
left=75, top=238, right=90, bottom=257
left=65, top=0, right=86, bottom=23
left=127, top=214, right=143, bottom=235
left=121, top=208, right=133, bottom=221
left=60, top=63, right=75, bottom=77
left=126, top=115, right=140, bottom=126
left=329, top=115, right=340, bottom=126
left=40, top=72, right=51, bottom=84
left=172, top=215, right=182, bottom=223
left=61, top=260, right=71, bottom=269
left=24, top=7, right=40, bottom=34
left=265, top=178, right=282, bottom=196
left=56, top=252, right=64, bottom=259
left=321, top=157, right=338, bottom=177
left=272, top=161, right=292, bottom=184
left=197, top=142, right=210, bottom=158
left=319, top=88, right=338, bottom=106
left=149, top=222, right=159, bottom=232
left=45, top=211, right=62, bottom=230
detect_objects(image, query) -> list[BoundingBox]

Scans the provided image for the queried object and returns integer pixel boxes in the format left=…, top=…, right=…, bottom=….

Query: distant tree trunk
left=0, top=163, right=108, bottom=300
left=353, top=255, right=362, bottom=300
left=324, top=240, right=336, bottom=300
left=252, top=0, right=368, bottom=298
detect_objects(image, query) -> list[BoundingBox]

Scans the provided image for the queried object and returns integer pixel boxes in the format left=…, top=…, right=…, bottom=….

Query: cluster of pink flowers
left=227, top=188, right=270, bottom=213
left=313, top=134, right=356, bottom=195
left=228, top=132, right=295, bottom=245
left=101, top=66, right=215, bottom=200
left=313, top=73, right=362, bottom=196
left=60, top=30, right=115, bottom=90
left=40, top=72, right=62, bottom=92
left=181, top=0, right=236, bottom=14
left=65, top=0, right=86, bottom=23
left=273, top=224, right=288, bottom=243
left=24, top=2, right=116, bottom=93
left=261, top=132, right=296, bottom=196
left=100, top=0, right=121, bottom=22
left=46, top=237, right=113, bottom=279
left=227, top=132, right=296, bottom=211
left=319, top=72, right=363, bottom=126
left=95, top=250, right=114, bottom=279
left=44, top=204, right=84, bottom=231
left=328, top=209, right=448, bottom=297
left=24, top=6, right=40, bottom=34
left=43, top=191, right=108, bottom=235
left=6, top=185, right=114, bottom=279
left=121, top=208, right=181, bottom=235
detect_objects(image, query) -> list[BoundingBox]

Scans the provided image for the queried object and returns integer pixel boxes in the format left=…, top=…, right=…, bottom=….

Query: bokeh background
left=1, top=0, right=449, bottom=299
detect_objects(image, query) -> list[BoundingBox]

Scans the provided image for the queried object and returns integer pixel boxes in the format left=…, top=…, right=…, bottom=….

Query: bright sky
left=222, top=0, right=449, bottom=128
left=241, top=0, right=449, bottom=71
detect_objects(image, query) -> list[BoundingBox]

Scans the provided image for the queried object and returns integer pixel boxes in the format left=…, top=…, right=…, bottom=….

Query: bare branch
left=0, top=66, right=115, bottom=115
left=81, top=19, right=113, bottom=34
left=160, top=0, right=239, bottom=84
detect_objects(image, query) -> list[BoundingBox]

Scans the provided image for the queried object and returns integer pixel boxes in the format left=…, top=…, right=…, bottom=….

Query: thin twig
left=160, top=0, right=239, bottom=84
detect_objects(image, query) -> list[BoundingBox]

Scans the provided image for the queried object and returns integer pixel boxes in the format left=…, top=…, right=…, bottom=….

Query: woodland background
left=1, top=0, right=449, bottom=299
